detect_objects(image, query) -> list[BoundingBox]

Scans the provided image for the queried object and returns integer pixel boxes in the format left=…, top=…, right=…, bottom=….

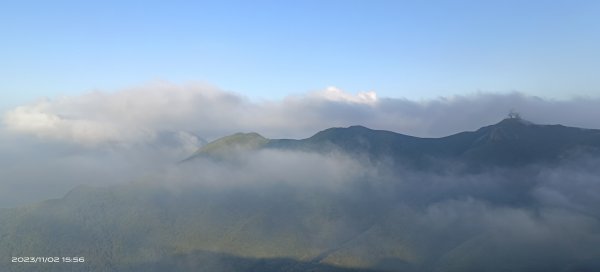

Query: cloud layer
left=4, top=82, right=600, bottom=147
left=1, top=82, right=600, bottom=207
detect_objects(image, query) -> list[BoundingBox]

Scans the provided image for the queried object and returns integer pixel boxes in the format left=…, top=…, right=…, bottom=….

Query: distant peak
left=185, top=132, right=269, bottom=161
left=347, top=125, right=370, bottom=130
left=315, top=125, right=371, bottom=134
left=214, top=132, right=268, bottom=145
left=497, top=117, right=534, bottom=126
left=507, top=109, right=522, bottom=120
left=230, top=132, right=265, bottom=139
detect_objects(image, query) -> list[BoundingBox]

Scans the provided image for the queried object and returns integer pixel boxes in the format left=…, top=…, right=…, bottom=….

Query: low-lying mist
left=137, top=148, right=600, bottom=270
left=2, top=132, right=600, bottom=271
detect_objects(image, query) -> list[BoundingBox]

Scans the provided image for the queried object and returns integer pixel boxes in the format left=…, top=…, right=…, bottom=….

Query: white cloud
left=316, top=86, right=378, bottom=105
left=2, top=82, right=237, bottom=146
left=4, top=100, right=127, bottom=146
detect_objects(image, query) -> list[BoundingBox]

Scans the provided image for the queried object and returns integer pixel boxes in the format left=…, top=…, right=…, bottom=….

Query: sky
left=1, top=0, right=600, bottom=110
left=3, top=3, right=600, bottom=269
left=2, top=3, right=600, bottom=269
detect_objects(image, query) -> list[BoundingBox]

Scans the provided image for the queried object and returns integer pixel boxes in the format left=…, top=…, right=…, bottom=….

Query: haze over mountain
left=5, top=85, right=600, bottom=208
left=2, top=118, right=600, bottom=272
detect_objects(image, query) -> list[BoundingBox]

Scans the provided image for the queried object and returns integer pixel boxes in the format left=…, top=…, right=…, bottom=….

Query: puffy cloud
left=316, top=86, right=378, bottom=105
left=2, top=82, right=240, bottom=146
left=4, top=100, right=127, bottom=146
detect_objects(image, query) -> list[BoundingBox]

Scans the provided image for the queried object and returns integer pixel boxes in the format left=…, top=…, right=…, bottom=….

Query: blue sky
left=1, top=0, right=599, bottom=109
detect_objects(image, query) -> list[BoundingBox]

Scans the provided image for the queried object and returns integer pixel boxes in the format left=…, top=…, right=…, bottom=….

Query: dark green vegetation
left=2, top=118, right=600, bottom=271
left=285, top=118, right=600, bottom=168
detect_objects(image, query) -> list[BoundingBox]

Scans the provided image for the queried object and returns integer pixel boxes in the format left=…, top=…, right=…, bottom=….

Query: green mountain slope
left=184, top=132, right=268, bottom=161
left=0, top=184, right=395, bottom=272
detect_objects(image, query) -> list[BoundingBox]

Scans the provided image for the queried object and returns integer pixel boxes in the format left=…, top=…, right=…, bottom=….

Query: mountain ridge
left=187, top=118, right=600, bottom=168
